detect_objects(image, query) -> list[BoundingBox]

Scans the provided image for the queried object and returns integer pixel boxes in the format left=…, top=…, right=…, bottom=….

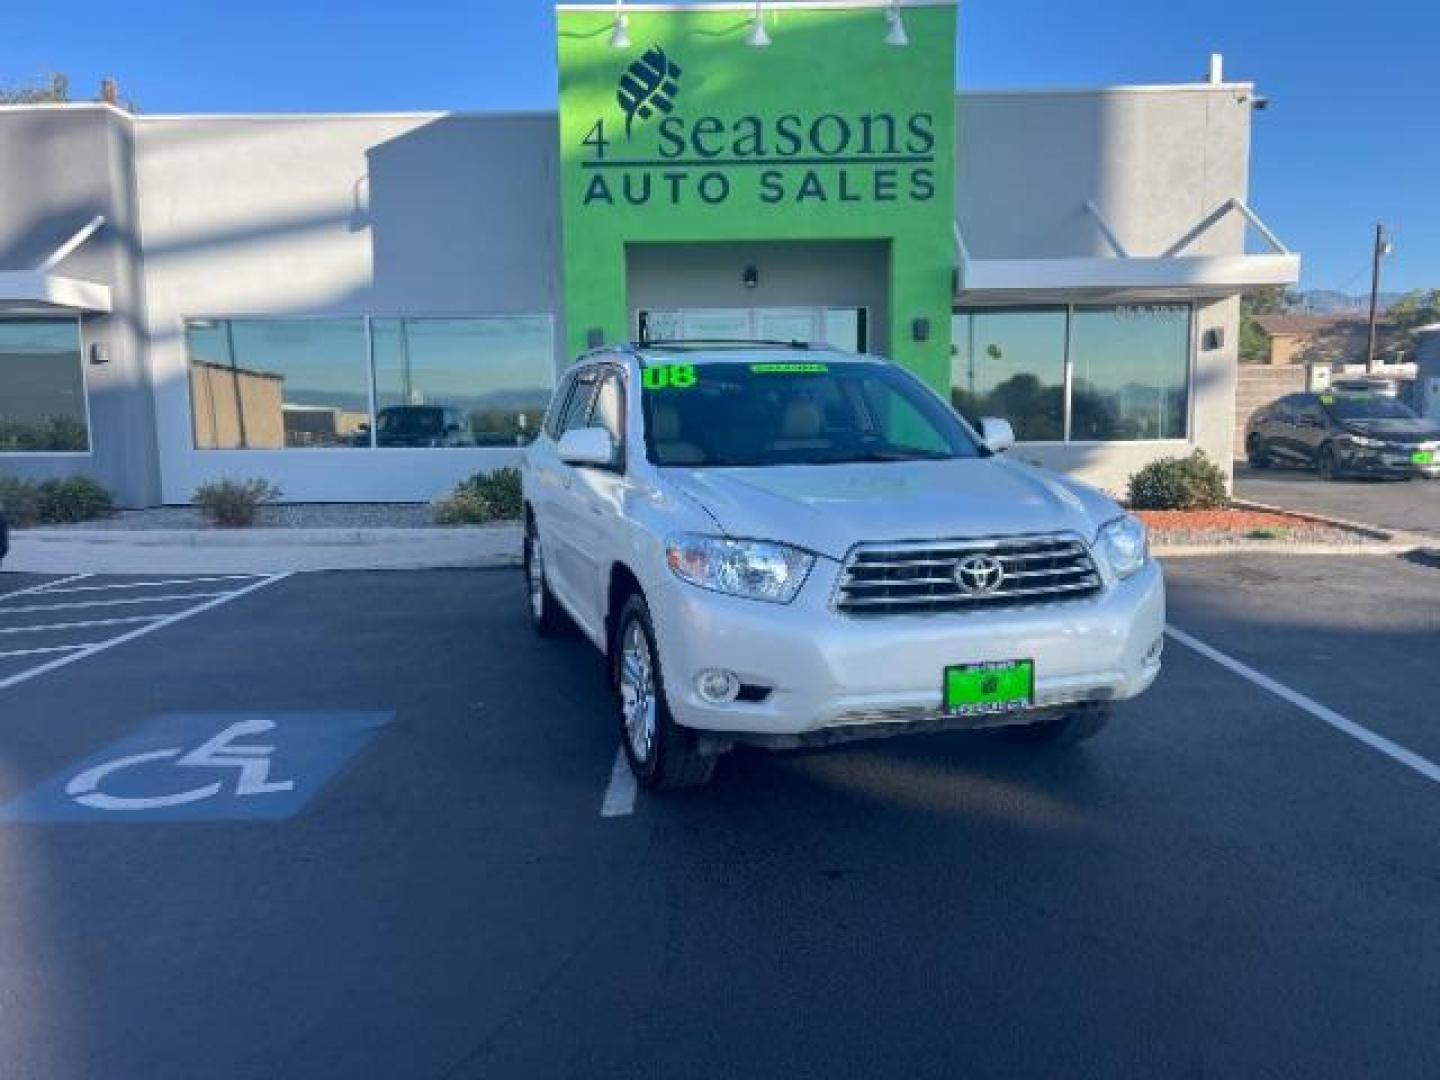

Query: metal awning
left=0, top=215, right=112, bottom=314
left=955, top=198, right=1301, bottom=305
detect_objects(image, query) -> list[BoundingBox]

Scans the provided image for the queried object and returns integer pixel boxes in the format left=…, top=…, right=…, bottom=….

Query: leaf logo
left=617, top=46, right=682, bottom=138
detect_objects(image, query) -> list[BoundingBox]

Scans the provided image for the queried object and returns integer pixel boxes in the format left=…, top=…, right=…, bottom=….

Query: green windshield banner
left=556, top=1, right=957, bottom=388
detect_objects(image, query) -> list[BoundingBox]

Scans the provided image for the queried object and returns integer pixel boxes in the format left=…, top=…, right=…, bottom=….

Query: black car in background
left=1245, top=390, right=1440, bottom=480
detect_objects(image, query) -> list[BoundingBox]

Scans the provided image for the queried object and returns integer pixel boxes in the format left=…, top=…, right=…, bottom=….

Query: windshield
left=640, top=359, right=984, bottom=467
left=377, top=407, right=445, bottom=435
left=1321, top=395, right=1418, bottom=422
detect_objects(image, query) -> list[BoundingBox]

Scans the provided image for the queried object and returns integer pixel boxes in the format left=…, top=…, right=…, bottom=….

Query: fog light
left=695, top=668, right=742, bottom=704
left=1145, top=636, right=1164, bottom=665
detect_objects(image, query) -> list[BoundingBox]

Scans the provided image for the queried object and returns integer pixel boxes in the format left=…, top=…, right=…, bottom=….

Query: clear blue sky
left=9, top=0, right=1436, bottom=294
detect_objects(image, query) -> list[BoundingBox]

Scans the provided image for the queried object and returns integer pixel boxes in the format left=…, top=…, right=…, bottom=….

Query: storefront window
left=1069, top=305, right=1191, bottom=441
left=371, top=317, right=553, bottom=447
left=950, top=309, right=1067, bottom=441
left=0, top=318, right=89, bottom=452
left=187, top=319, right=370, bottom=449
left=951, top=305, right=1192, bottom=443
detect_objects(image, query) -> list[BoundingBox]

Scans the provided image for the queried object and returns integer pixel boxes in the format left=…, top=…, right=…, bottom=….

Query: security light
left=609, top=1, right=631, bottom=49
left=747, top=1, right=771, bottom=47
left=885, top=3, right=909, bottom=46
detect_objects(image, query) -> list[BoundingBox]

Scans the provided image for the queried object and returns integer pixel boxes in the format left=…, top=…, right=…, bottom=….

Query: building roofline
left=960, top=81, right=1256, bottom=99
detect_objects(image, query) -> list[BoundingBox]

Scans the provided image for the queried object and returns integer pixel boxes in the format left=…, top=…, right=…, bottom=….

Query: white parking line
left=0, top=574, right=91, bottom=601
left=0, top=615, right=162, bottom=635
left=1166, top=624, right=1440, bottom=787
left=0, top=591, right=232, bottom=615
left=601, top=746, right=637, bottom=817
left=0, top=643, right=96, bottom=660
left=0, top=574, right=291, bottom=693
left=14, top=575, right=260, bottom=596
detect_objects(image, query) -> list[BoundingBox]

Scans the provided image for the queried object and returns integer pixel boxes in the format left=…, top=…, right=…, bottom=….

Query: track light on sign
left=884, top=3, right=909, bottom=46
left=747, top=1, right=771, bottom=47
left=609, top=1, right=631, bottom=49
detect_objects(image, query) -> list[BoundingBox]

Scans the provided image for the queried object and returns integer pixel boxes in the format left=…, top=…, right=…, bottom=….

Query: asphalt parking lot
left=0, top=556, right=1437, bottom=1079
left=1236, top=461, right=1440, bottom=538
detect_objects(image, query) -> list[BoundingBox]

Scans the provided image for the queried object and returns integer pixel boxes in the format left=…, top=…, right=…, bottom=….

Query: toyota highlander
left=522, top=343, right=1164, bottom=789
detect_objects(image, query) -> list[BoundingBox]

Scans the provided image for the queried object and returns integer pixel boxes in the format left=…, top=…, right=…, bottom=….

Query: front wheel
left=614, top=593, right=715, bottom=790
left=524, top=520, right=569, bottom=636
left=1009, top=707, right=1110, bottom=746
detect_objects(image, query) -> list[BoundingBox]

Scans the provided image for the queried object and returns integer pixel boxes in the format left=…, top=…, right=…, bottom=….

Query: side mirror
left=978, top=417, right=1015, bottom=454
left=557, top=426, right=616, bottom=468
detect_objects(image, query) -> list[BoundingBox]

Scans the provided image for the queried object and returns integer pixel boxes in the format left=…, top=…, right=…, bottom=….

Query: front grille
left=834, top=534, right=1102, bottom=616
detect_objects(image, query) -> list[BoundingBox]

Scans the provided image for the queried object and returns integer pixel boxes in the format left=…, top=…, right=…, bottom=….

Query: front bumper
left=649, top=556, right=1165, bottom=738
left=1337, top=445, right=1439, bottom=477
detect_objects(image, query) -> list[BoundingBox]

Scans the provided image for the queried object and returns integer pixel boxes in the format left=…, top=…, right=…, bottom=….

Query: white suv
left=522, top=343, right=1164, bottom=789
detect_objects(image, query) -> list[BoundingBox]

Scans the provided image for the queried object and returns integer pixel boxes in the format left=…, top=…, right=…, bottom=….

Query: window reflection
left=0, top=319, right=89, bottom=452
left=187, top=319, right=369, bottom=449
left=371, top=317, right=553, bottom=447
left=1070, top=305, right=1190, bottom=441
left=950, top=310, right=1067, bottom=441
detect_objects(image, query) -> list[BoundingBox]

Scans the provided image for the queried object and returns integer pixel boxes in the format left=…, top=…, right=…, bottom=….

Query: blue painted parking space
left=0, top=710, right=394, bottom=823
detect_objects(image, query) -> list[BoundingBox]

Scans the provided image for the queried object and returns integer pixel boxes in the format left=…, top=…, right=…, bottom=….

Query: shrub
left=0, top=475, right=42, bottom=527
left=193, top=478, right=281, bottom=528
left=1, top=474, right=114, bottom=526
left=432, top=467, right=523, bottom=526
left=35, top=476, right=114, bottom=523
left=1126, top=450, right=1229, bottom=511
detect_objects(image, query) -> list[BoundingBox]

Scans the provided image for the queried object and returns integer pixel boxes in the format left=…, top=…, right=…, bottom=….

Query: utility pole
left=1365, top=222, right=1390, bottom=374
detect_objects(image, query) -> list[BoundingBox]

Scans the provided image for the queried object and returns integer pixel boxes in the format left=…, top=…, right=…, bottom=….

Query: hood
left=1342, top=418, right=1440, bottom=443
left=660, top=458, right=1116, bottom=561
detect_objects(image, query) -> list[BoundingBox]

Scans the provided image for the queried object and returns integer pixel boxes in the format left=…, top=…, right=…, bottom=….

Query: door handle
left=561, top=476, right=573, bottom=490
left=589, top=504, right=604, bottom=517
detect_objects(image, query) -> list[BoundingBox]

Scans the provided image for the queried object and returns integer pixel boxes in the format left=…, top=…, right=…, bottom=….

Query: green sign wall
left=556, top=1, right=957, bottom=389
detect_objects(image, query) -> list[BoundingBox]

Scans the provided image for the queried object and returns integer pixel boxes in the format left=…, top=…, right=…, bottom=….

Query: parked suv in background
left=1245, top=390, right=1440, bottom=479
left=522, top=343, right=1164, bottom=789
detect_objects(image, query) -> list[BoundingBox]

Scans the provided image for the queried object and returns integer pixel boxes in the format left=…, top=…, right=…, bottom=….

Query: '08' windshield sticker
left=641, top=363, right=696, bottom=391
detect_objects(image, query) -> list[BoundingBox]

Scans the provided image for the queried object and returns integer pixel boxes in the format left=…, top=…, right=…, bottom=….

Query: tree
left=1238, top=285, right=1297, bottom=363
left=0, top=73, right=69, bottom=104
left=1387, top=289, right=1440, bottom=331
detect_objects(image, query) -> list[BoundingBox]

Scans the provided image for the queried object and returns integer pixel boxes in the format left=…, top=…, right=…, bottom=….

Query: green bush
left=0, top=474, right=114, bottom=526
left=193, top=478, right=281, bottom=528
left=1126, top=450, right=1229, bottom=511
left=432, top=467, right=523, bottom=526
left=35, top=476, right=114, bottom=523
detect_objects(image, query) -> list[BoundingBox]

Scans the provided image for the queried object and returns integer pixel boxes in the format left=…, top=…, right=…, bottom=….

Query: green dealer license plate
left=1413, top=451, right=1434, bottom=466
left=943, top=660, right=1034, bottom=717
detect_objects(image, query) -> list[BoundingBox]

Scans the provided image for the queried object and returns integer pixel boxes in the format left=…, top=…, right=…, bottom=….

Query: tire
left=1009, top=706, right=1110, bottom=746
left=1246, top=435, right=1271, bottom=469
left=613, top=593, right=716, bottom=790
left=524, top=518, right=570, bottom=637
left=1316, top=443, right=1341, bottom=481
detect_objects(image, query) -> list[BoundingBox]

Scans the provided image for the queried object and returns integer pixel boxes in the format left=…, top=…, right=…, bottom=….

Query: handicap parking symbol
left=0, top=711, right=394, bottom=823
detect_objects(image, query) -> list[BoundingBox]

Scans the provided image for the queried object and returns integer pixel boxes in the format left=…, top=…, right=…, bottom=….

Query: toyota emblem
left=953, top=553, right=1006, bottom=595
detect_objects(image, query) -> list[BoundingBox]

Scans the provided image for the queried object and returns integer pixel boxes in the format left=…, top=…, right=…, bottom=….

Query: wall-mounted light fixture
left=747, top=1, right=771, bottom=48
left=587, top=327, right=606, bottom=348
left=884, top=2, right=909, bottom=46
left=609, top=0, right=631, bottom=49
left=742, top=264, right=759, bottom=289
left=89, top=342, right=111, bottom=366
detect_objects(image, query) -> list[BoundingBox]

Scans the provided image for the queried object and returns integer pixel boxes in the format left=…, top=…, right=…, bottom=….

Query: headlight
left=1343, top=433, right=1385, bottom=448
left=1098, top=515, right=1148, bottom=579
left=665, top=534, right=815, bottom=603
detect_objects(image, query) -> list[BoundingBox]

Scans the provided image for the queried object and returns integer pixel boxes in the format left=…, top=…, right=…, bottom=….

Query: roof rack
left=635, top=338, right=827, bottom=352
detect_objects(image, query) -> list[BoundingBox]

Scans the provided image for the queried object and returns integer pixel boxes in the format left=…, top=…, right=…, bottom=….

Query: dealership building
left=0, top=0, right=1299, bottom=507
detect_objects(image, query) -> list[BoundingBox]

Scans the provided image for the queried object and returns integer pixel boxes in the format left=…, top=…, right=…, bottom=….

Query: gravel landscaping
left=1137, top=507, right=1387, bottom=547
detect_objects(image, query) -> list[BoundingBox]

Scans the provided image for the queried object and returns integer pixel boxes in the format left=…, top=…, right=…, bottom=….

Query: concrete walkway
left=4, top=524, right=523, bottom=574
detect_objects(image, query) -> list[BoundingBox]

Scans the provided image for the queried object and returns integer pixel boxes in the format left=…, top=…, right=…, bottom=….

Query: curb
left=16, top=524, right=519, bottom=548
left=1154, top=540, right=1418, bottom=558
left=1228, top=498, right=1400, bottom=542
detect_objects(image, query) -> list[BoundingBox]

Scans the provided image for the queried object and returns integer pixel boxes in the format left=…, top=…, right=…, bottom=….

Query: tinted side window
left=557, top=370, right=600, bottom=436
left=589, top=370, right=625, bottom=444
left=543, top=373, right=577, bottom=440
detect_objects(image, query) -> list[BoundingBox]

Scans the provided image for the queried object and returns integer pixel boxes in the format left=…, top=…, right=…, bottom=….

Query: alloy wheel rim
left=527, top=535, right=545, bottom=620
left=619, top=619, right=657, bottom=762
